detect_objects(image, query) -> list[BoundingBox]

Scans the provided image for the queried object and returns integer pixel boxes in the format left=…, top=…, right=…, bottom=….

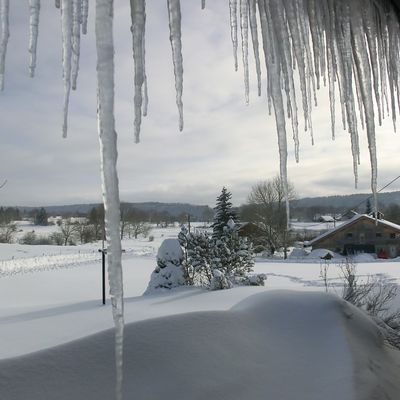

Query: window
left=376, top=232, right=382, bottom=238
left=346, top=233, right=353, bottom=238
left=390, top=233, right=396, bottom=239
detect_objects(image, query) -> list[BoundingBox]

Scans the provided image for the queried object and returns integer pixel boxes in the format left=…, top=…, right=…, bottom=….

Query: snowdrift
left=1, top=291, right=399, bottom=400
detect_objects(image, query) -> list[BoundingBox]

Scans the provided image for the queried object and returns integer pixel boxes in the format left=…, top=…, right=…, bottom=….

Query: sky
left=1, top=1, right=400, bottom=208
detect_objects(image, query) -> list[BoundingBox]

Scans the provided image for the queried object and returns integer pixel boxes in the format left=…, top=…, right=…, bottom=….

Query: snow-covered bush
left=176, top=220, right=255, bottom=290
left=0, top=223, right=17, bottom=243
left=235, top=273, right=267, bottom=286
left=209, top=269, right=232, bottom=291
left=145, top=239, right=186, bottom=293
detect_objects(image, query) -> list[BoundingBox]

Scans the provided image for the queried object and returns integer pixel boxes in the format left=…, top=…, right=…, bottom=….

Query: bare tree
left=58, top=219, right=79, bottom=246
left=245, top=175, right=295, bottom=258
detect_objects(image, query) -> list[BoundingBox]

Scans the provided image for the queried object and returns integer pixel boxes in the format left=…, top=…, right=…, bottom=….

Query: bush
left=49, top=232, right=64, bottom=245
left=20, top=231, right=37, bottom=245
left=0, top=223, right=17, bottom=243
left=338, top=258, right=400, bottom=349
left=145, top=239, right=185, bottom=293
left=177, top=221, right=255, bottom=290
left=20, top=231, right=57, bottom=245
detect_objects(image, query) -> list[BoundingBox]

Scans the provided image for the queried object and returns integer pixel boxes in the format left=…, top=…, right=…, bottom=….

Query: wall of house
left=312, top=218, right=400, bottom=258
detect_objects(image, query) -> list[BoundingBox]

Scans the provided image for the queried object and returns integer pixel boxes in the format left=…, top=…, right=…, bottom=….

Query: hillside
left=13, top=202, right=213, bottom=221
left=292, top=191, right=400, bottom=210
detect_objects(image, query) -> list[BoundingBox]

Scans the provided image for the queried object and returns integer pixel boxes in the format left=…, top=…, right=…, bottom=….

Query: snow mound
left=1, top=291, right=399, bottom=400
left=308, top=248, right=335, bottom=259
left=288, top=247, right=308, bottom=259
left=145, top=239, right=185, bottom=293
left=353, top=253, right=376, bottom=262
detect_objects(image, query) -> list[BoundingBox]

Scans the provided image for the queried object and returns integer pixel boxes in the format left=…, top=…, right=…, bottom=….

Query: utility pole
left=188, top=213, right=191, bottom=233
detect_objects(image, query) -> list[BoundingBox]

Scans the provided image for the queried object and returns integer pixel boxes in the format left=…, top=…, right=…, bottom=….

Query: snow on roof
left=308, top=214, right=400, bottom=246
left=319, top=215, right=335, bottom=222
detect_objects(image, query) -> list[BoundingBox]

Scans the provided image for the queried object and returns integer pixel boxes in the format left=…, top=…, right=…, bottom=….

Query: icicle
left=71, top=0, right=81, bottom=90
left=55, top=0, right=60, bottom=8
left=28, top=0, right=40, bottom=78
left=240, top=0, right=249, bottom=104
left=258, top=0, right=290, bottom=222
left=229, top=0, right=238, bottom=71
left=142, top=17, right=148, bottom=117
left=167, top=0, right=184, bottom=131
left=351, top=0, right=378, bottom=212
left=61, top=0, right=73, bottom=138
left=362, top=3, right=382, bottom=126
left=267, top=0, right=300, bottom=162
left=130, top=0, right=146, bottom=142
left=81, top=0, right=88, bottom=34
left=95, top=3, right=124, bottom=400
left=248, top=0, right=261, bottom=96
left=201, top=0, right=205, bottom=10
left=0, top=0, right=9, bottom=90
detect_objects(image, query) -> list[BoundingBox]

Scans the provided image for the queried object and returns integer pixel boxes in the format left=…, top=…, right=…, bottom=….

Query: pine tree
left=34, top=207, right=48, bottom=226
left=212, top=187, right=238, bottom=239
left=365, top=198, right=372, bottom=214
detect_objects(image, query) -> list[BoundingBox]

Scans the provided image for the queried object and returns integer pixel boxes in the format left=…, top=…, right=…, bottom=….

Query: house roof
left=306, top=214, right=400, bottom=246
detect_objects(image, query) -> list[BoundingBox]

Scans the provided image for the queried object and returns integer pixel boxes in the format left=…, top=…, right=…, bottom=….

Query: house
left=238, top=222, right=265, bottom=239
left=306, top=214, right=400, bottom=258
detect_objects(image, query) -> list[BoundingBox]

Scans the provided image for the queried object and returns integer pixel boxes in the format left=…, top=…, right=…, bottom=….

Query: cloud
left=0, top=2, right=399, bottom=208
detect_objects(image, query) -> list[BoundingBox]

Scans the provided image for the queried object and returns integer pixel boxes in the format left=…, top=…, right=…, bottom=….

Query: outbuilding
left=307, top=214, right=400, bottom=258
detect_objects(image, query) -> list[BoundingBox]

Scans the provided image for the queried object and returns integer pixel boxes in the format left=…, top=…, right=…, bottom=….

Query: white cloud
left=0, top=2, right=399, bottom=208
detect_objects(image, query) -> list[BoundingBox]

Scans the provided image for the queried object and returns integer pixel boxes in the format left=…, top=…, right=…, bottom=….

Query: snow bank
left=1, top=291, right=399, bottom=400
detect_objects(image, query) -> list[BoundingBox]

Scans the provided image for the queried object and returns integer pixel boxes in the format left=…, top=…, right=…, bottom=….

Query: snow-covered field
left=1, top=224, right=400, bottom=399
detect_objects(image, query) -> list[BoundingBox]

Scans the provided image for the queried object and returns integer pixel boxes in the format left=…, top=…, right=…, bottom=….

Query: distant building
left=318, top=215, right=335, bottom=223
left=237, top=222, right=265, bottom=239
left=306, top=214, right=400, bottom=258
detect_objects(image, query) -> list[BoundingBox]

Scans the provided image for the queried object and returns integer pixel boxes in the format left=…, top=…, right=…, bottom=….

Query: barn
left=307, top=214, right=400, bottom=258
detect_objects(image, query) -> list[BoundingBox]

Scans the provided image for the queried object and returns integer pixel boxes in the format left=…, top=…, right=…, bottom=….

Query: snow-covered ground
left=1, top=224, right=400, bottom=399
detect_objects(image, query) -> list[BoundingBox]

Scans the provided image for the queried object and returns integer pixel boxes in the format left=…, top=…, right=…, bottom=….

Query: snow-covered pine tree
left=179, top=225, right=214, bottom=286
left=212, top=219, right=254, bottom=282
left=212, top=187, right=238, bottom=239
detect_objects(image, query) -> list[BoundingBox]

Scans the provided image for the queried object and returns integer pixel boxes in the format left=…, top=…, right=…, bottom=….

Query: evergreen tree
left=212, top=187, right=238, bottom=239
left=34, top=207, right=48, bottom=226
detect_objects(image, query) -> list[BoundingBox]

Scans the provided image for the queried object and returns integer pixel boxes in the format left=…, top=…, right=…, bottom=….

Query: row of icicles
left=1, top=0, right=400, bottom=211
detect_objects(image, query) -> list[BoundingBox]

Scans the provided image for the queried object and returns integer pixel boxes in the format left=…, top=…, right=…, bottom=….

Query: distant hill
left=292, top=191, right=400, bottom=210
left=15, top=202, right=213, bottom=221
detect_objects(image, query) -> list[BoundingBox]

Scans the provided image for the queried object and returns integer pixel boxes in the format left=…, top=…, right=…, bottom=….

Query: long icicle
left=81, top=0, right=89, bottom=34
left=28, top=0, right=40, bottom=78
left=61, top=0, right=73, bottom=138
left=95, top=2, right=124, bottom=400
left=240, top=0, right=250, bottom=104
left=71, top=0, right=82, bottom=90
left=130, top=0, right=146, bottom=142
left=0, top=0, right=9, bottom=90
left=167, top=0, right=184, bottom=131
left=351, top=0, right=378, bottom=215
left=229, top=0, right=239, bottom=71
left=248, top=0, right=261, bottom=96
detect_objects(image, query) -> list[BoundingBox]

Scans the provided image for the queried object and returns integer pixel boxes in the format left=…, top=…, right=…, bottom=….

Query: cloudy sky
left=1, top=1, right=400, bottom=208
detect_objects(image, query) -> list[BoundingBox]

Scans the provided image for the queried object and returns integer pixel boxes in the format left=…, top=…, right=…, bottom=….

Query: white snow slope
left=1, top=225, right=400, bottom=399
left=1, top=290, right=399, bottom=400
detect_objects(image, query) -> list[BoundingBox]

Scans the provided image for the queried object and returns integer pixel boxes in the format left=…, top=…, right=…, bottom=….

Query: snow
left=1, top=284, right=399, bottom=399
left=1, top=223, right=400, bottom=398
